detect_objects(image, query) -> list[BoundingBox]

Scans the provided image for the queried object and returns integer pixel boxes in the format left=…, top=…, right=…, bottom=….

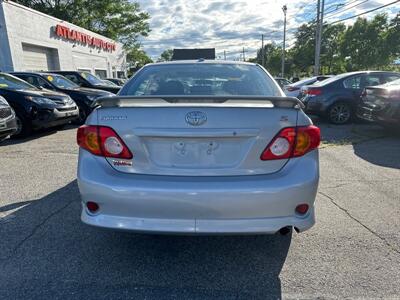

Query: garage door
left=22, top=44, right=59, bottom=71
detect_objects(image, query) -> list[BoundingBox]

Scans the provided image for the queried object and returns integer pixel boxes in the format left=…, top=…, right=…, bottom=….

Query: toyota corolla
left=77, top=60, right=320, bottom=235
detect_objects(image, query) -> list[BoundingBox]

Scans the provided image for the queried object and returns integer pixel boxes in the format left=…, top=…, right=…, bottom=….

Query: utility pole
left=242, top=47, right=246, bottom=61
left=224, top=50, right=226, bottom=60
left=314, top=0, right=325, bottom=75
left=281, top=5, right=287, bottom=78
left=261, top=34, right=265, bottom=67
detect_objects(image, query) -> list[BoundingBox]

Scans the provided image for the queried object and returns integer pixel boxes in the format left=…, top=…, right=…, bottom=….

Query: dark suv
left=300, top=71, right=400, bottom=124
left=12, top=72, right=114, bottom=124
left=52, top=71, right=120, bottom=94
left=0, top=73, right=79, bottom=137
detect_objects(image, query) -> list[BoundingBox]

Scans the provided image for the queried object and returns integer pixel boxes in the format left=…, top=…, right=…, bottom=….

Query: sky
left=136, top=0, right=400, bottom=60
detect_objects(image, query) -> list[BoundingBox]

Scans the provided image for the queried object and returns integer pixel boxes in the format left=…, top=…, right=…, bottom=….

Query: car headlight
left=64, top=96, right=75, bottom=106
left=0, top=95, right=9, bottom=107
left=26, top=96, right=55, bottom=105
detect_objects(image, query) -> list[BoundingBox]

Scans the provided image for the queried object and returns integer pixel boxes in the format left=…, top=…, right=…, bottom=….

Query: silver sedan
left=77, top=61, right=320, bottom=235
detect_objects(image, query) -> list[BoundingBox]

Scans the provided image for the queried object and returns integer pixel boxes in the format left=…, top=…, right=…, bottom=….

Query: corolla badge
left=185, top=111, right=207, bottom=126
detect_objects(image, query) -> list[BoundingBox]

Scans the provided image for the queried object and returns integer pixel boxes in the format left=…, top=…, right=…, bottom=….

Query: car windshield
left=121, top=63, right=281, bottom=96
left=103, top=80, right=118, bottom=87
left=46, top=74, right=79, bottom=89
left=79, top=72, right=105, bottom=86
left=0, top=73, right=38, bottom=90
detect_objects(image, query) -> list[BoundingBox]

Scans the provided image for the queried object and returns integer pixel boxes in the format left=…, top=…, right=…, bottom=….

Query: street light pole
left=281, top=5, right=287, bottom=78
left=314, top=0, right=325, bottom=75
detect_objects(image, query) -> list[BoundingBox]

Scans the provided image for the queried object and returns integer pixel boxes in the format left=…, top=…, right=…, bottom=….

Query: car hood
left=93, top=85, right=120, bottom=93
left=62, top=87, right=115, bottom=97
left=14, top=89, right=68, bottom=98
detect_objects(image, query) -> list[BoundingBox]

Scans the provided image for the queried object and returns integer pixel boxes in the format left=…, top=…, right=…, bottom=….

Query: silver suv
left=77, top=61, right=320, bottom=235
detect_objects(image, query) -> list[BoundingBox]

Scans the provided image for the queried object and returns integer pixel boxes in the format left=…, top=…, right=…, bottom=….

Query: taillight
left=77, top=125, right=133, bottom=159
left=260, top=125, right=320, bottom=160
left=286, top=86, right=300, bottom=92
left=305, top=89, right=322, bottom=96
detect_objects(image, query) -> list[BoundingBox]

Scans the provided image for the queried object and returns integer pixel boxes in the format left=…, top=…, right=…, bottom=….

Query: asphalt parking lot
left=0, top=121, right=399, bottom=299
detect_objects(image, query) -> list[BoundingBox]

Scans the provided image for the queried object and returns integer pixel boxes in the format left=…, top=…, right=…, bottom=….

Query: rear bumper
left=357, top=105, right=400, bottom=126
left=81, top=208, right=315, bottom=234
left=78, top=150, right=319, bottom=234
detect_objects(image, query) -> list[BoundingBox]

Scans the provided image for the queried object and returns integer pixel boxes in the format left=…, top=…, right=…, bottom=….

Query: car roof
left=146, top=60, right=257, bottom=67
left=338, top=70, right=399, bottom=76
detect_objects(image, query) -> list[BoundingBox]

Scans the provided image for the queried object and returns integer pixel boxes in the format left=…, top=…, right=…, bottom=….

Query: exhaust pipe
left=279, top=226, right=292, bottom=235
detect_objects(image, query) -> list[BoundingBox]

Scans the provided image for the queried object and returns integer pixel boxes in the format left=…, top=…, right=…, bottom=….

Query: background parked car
left=283, top=75, right=332, bottom=98
left=52, top=71, right=120, bottom=94
left=300, top=71, right=400, bottom=124
left=274, top=77, right=292, bottom=88
left=0, top=73, right=79, bottom=137
left=106, top=78, right=126, bottom=87
left=0, top=95, right=17, bottom=141
left=102, top=79, right=120, bottom=87
left=12, top=72, right=114, bottom=124
left=357, top=78, right=400, bottom=128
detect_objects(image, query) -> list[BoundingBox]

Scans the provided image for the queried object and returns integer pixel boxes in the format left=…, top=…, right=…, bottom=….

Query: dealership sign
left=54, top=24, right=116, bottom=52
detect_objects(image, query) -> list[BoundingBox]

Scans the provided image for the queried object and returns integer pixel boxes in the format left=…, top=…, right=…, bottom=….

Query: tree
left=15, top=0, right=150, bottom=47
left=14, top=0, right=151, bottom=67
left=159, top=49, right=173, bottom=62
left=126, top=45, right=153, bottom=70
left=387, top=13, right=400, bottom=60
left=255, top=43, right=282, bottom=76
left=340, top=14, right=391, bottom=70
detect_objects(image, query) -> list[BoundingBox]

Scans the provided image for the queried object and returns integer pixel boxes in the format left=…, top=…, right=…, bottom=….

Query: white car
left=284, top=75, right=332, bottom=98
left=77, top=61, right=320, bottom=235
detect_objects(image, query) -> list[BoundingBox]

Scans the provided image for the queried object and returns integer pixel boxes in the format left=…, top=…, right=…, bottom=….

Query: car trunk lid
left=95, top=96, right=301, bottom=176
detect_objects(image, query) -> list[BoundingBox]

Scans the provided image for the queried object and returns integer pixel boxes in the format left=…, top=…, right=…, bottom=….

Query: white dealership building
left=0, top=0, right=127, bottom=78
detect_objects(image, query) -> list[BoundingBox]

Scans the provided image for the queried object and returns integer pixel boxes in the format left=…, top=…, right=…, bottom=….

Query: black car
left=0, top=95, right=17, bottom=141
left=106, top=78, right=126, bottom=87
left=12, top=72, right=114, bottom=124
left=357, top=78, right=400, bottom=127
left=300, top=71, right=400, bottom=124
left=52, top=71, right=120, bottom=94
left=0, top=73, right=79, bottom=137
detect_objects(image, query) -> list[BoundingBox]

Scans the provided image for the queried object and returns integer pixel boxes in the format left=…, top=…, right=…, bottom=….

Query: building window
left=95, top=69, right=107, bottom=79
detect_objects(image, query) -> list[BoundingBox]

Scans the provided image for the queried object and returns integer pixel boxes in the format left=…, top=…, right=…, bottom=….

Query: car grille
left=57, top=106, right=77, bottom=112
left=0, top=107, right=12, bottom=119
left=50, top=97, right=75, bottom=106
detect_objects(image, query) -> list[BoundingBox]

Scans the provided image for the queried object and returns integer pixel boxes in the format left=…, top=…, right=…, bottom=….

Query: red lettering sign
left=54, top=24, right=116, bottom=52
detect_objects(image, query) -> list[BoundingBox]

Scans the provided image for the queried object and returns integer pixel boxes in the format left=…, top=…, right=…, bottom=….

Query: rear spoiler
left=95, top=95, right=305, bottom=109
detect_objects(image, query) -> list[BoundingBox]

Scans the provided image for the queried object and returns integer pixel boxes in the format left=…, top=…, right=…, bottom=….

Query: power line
left=325, top=0, right=370, bottom=19
left=328, top=0, right=400, bottom=25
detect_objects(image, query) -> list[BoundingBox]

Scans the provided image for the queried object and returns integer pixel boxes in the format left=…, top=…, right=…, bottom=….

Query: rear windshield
left=120, top=63, right=281, bottom=96
left=384, top=78, right=400, bottom=86
left=290, top=77, right=317, bottom=87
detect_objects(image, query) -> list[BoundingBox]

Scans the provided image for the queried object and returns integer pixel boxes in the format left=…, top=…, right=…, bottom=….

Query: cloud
left=136, top=0, right=400, bottom=60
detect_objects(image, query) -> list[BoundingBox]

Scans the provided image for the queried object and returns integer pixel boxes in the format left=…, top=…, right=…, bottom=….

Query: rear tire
left=11, top=113, right=32, bottom=138
left=327, top=102, right=352, bottom=124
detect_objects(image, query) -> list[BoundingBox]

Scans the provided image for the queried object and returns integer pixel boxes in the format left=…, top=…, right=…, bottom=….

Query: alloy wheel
left=329, top=103, right=351, bottom=124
